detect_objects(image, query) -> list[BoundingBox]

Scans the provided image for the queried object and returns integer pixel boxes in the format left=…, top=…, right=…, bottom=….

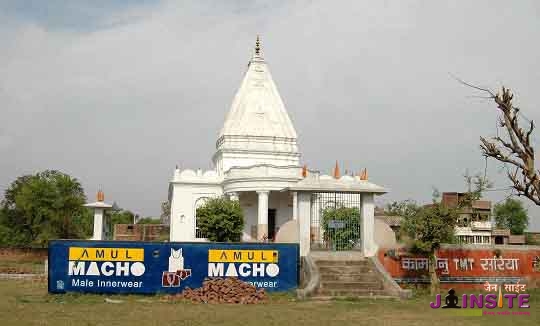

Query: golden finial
left=97, top=190, right=104, bottom=202
left=333, top=161, right=341, bottom=179
left=255, top=35, right=261, bottom=56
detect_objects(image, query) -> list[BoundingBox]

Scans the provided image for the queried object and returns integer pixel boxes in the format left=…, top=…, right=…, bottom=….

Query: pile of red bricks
left=165, top=278, right=266, bottom=304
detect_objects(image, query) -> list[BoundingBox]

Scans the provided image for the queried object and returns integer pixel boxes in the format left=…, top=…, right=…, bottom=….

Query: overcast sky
left=1, top=1, right=539, bottom=230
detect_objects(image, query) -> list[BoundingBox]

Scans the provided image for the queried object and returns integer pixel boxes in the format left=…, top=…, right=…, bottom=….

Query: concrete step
left=318, top=266, right=374, bottom=274
left=318, top=269, right=377, bottom=275
left=320, top=273, right=379, bottom=282
left=315, top=260, right=370, bottom=267
left=311, top=295, right=399, bottom=301
left=315, top=288, right=388, bottom=297
left=320, top=281, right=383, bottom=290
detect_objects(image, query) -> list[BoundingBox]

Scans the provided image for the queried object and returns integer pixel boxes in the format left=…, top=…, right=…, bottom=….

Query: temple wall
left=239, top=192, right=258, bottom=240
left=169, top=182, right=223, bottom=242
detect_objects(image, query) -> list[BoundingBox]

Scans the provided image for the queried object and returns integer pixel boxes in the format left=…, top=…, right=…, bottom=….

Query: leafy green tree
left=460, top=170, right=492, bottom=205
left=322, top=206, right=361, bottom=250
left=384, top=200, right=420, bottom=242
left=401, top=203, right=458, bottom=294
left=494, top=198, right=529, bottom=235
left=385, top=200, right=420, bottom=218
left=196, top=197, right=244, bottom=242
left=106, top=210, right=135, bottom=225
left=0, top=170, right=92, bottom=246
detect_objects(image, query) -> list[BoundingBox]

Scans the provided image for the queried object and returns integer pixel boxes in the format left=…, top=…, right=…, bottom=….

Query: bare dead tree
left=460, top=82, right=540, bottom=205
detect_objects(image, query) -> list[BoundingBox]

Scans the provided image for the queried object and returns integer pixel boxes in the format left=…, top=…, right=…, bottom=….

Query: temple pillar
left=297, top=192, right=311, bottom=256
left=360, top=193, right=378, bottom=256
left=257, top=191, right=269, bottom=241
left=292, top=191, right=298, bottom=220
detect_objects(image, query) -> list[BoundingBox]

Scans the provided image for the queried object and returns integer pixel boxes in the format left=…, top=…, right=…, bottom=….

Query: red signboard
left=378, top=246, right=540, bottom=290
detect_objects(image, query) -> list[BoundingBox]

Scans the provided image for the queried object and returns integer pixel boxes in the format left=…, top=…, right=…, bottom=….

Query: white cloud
left=0, top=0, right=539, bottom=229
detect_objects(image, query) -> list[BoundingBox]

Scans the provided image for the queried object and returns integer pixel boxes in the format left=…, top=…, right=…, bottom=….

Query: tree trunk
left=429, top=253, right=440, bottom=295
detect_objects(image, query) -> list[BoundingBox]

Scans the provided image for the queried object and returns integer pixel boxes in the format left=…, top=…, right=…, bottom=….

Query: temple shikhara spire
left=214, top=34, right=298, bottom=174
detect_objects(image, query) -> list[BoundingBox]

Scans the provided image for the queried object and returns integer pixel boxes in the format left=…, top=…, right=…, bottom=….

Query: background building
left=441, top=192, right=525, bottom=245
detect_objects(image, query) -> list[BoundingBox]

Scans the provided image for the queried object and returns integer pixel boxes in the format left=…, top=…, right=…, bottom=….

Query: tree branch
left=452, top=75, right=496, bottom=97
left=464, top=83, right=540, bottom=206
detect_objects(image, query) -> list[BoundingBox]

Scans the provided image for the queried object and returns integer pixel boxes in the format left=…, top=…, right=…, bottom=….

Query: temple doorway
left=268, top=209, right=276, bottom=241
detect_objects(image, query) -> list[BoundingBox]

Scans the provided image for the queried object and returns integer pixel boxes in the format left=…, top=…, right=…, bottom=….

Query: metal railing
left=310, top=192, right=362, bottom=251
left=195, top=227, right=207, bottom=239
left=470, top=221, right=493, bottom=230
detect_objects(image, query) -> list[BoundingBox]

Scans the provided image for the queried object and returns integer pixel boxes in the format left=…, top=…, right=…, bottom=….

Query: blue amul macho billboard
left=48, top=240, right=299, bottom=294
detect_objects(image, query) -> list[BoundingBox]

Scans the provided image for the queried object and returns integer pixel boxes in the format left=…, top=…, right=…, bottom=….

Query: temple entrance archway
left=194, top=196, right=210, bottom=239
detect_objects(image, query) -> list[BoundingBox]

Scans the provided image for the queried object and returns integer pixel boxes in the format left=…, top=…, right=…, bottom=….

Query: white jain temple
left=168, top=38, right=386, bottom=257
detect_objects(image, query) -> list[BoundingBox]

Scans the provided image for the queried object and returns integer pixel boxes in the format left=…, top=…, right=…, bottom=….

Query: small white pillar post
left=93, top=208, right=105, bottom=240
left=297, top=192, right=311, bottom=257
left=257, top=191, right=269, bottom=241
left=360, top=193, right=378, bottom=256
left=84, top=190, right=113, bottom=241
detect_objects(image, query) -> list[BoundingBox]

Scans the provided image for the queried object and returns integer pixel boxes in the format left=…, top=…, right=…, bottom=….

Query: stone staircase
left=314, top=259, right=387, bottom=298
left=297, top=251, right=411, bottom=300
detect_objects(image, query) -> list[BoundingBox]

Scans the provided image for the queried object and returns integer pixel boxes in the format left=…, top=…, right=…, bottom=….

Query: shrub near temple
left=196, top=197, right=244, bottom=242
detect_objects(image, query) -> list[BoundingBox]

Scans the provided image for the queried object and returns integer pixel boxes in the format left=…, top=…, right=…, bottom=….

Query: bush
left=136, top=217, right=161, bottom=224
left=1, top=170, right=91, bottom=246
left=321, top=206, right=360, bottom=250
left=196, top=197, right=244, bottom=242
left=494, top=198, right=528, bottom=235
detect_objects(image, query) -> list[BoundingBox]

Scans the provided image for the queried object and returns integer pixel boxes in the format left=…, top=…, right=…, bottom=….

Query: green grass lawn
left=0, top=280, right=537, bottom=326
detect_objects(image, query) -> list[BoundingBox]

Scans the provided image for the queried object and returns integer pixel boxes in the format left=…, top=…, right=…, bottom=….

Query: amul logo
left=68, top=247, right=146, bottom=277
left=207, top=249, right=279, bottom=278
left=430, top=284, right=530, bottom=309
